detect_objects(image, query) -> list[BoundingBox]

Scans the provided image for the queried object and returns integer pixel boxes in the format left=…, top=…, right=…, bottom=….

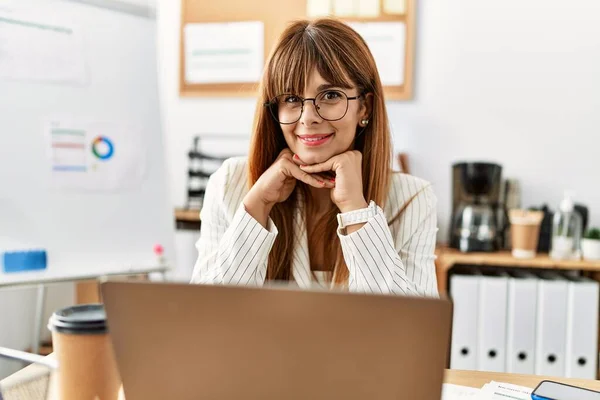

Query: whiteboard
left=0, top=0, right=175, bottom=284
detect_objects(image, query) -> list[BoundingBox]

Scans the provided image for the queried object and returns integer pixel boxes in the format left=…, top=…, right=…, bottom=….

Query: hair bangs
left=266, top=25, right=355, bottom=100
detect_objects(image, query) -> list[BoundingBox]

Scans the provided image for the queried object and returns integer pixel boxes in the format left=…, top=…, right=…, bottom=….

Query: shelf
left=175, top=208, right=201, bottom=223
left=435, top=246, right=600, bottom=295
left=437, top=247, right=600, bottom=272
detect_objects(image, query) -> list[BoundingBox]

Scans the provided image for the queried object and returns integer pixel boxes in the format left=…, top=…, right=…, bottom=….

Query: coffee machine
left=450, top=162, right=506, bottom=252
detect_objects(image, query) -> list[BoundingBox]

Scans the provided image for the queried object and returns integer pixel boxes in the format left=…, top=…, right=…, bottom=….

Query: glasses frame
left=264, top=90, right=363, bottom=125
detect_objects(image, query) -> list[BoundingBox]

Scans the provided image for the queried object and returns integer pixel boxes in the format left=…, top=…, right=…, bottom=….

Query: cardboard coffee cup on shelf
left=48, top=304, right=121, bottom=400
left=509, top=209, right=544, bottom=258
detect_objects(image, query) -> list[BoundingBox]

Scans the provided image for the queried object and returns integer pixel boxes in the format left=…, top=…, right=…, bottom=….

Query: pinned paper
left=184, top=21, right=264, bottom=84
left=383, top=0, right=406, bottom=15
left=45, top=118, right=146, bottom=192
left=307, top=0, right=331, bottom=17
left=357, top=0, right=380, bottom=17
left=333, top=0, right=356, bottom=17
left=348, top=22, right=406, bottom=86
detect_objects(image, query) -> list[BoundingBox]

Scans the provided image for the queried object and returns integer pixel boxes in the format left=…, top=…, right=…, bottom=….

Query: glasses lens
left=270, top=94, right=302, bottom=124
left=315, top=90, right=348, bottom=121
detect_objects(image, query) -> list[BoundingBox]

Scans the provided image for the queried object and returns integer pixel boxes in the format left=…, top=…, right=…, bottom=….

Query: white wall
left=159, top=0, right=600, bottom=244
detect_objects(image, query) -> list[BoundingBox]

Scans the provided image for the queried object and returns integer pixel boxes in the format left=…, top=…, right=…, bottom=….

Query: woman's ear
left=358, top=92, right=373, bottom=126
left=362, top=93, right=374, bottom=118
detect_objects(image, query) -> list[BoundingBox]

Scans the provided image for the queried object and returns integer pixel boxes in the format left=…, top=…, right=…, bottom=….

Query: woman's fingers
left=290, top=153, right=335, bottom=185
left=282, top=158, right=333, bottom=189
left=298, top=158, right=337, bottom=174
left=314, top=173, right=335, bottom=183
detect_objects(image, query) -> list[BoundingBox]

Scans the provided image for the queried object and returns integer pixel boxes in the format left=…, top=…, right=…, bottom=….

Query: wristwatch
left=337, top=201, right=377, bottom=229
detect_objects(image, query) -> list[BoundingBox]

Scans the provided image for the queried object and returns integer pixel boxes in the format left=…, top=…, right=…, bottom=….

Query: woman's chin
left=296, top=152, right=330, bottom=165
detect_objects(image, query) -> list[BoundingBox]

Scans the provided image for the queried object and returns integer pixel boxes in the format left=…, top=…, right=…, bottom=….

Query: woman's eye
left=284, top=95, right=300, bottom=103
left=324, top=91, right=341, bottom=100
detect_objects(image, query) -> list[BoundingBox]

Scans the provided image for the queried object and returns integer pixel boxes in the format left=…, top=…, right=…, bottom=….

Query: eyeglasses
left=264, top=90, right=362, bottom=125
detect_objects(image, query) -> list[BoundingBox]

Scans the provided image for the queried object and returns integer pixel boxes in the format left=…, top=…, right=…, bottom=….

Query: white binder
left=450, top=273, right=480, bottom=370
left=565, top=276, right=599, bottom=379
left=506, top=272, right=538, bottom=374
left=477, top=273, right=509, bottom=372
left=535, top=272, right=569, bottom=377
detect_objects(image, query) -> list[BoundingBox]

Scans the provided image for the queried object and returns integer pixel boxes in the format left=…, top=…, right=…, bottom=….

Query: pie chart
left=91, top=136, right=114, bottom=160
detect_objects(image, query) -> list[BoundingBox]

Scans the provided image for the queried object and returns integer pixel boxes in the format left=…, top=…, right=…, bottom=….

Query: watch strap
left=337, top=201, right=377, bottom=229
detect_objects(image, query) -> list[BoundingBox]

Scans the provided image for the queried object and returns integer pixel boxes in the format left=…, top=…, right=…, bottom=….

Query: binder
left=477, top=273, right=509, bottom=372
left=535, top=272, right=568, bottom=377
left=449, top=273, right=480, bottom=370
left=506, top=272, right=538, bottom=374
left=565, top=276, right=599, bottom=379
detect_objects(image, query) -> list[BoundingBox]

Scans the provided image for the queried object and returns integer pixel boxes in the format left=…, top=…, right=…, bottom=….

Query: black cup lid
left=48, top=304, right=107, bottom=334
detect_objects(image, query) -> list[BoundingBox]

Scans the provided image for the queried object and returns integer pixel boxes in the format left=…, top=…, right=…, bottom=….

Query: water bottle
left=550, top=191, right=582, bottom=260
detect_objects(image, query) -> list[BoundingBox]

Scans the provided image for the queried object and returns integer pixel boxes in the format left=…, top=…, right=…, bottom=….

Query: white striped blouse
left=191, top=157, right=439, bottom=297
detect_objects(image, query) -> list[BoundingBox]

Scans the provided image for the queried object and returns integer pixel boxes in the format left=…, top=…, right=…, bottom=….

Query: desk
left=444, top=369, right=600, bottom=391
left=0, top=267, right=168, bottom=356
left=3, top=362, right=600, bottom=399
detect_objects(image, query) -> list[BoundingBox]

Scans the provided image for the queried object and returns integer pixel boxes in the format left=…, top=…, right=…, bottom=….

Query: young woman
left=191, top=18, right=439, bottom=296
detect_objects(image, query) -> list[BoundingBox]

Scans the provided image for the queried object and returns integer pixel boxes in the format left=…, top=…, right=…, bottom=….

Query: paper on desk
left=441, top=384, right=481, bottom=399
left=479, top=381, right=532, bottom=400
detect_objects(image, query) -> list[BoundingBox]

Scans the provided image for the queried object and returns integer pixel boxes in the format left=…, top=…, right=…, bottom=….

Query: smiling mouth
left=297, top=133, right=334, bottom=147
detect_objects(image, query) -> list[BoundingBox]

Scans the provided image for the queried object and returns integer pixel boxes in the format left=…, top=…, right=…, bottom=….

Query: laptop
left=101, top=281, right=452, bottom=400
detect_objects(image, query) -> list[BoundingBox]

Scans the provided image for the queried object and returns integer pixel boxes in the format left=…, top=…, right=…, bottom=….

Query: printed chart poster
left=45, top=119, right=146, bottom=192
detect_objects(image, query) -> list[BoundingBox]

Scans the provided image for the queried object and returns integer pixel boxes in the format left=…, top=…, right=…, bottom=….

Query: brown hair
left=248, top=18, right=393, bottom=285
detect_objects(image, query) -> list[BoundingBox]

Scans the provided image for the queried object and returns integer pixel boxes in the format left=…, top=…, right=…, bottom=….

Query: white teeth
left=301, top=135, right=330, bottom=142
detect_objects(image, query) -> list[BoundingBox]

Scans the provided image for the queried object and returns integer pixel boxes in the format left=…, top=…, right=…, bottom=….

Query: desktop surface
left=5, top=358, right=600, bottom=399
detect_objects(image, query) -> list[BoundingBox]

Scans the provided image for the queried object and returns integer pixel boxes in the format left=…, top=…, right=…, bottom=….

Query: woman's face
left=277, top=69, right=369, bottom=165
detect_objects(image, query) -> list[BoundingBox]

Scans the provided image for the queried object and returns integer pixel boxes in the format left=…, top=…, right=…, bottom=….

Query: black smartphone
left=531, top=380, right=600, bottom=400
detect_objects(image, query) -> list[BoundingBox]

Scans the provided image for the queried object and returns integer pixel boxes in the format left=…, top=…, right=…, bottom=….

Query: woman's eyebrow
left=316, top=83, right=337, bottom=91
left=316, top=83, right=353, bottom=91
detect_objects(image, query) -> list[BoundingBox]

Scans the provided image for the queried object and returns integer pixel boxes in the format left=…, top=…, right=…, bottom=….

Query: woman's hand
left=299, top=151, right=368, bottom=213
left=249, top=149, right=333, bottom=206
left=243, top=149, right=333, bottom=227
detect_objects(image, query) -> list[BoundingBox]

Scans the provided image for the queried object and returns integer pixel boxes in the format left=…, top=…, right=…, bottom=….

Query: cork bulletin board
left=180, top=0, right=415, bottom=100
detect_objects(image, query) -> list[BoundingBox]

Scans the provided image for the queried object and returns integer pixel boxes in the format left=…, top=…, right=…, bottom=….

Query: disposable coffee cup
left=48, top=304, right=121, bottom=400
left=509, top=210, right=544, bottom=259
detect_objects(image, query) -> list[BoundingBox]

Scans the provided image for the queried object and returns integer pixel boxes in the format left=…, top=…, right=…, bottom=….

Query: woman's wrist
left=337, top=198, right=369, bottom=214
left=243, top=189, right=274, bottom=228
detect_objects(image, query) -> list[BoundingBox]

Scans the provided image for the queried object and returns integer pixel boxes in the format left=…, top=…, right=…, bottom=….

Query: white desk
left=0, top=266, right=168, bottom=355
left=4, top=362, right=600, bottom=399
